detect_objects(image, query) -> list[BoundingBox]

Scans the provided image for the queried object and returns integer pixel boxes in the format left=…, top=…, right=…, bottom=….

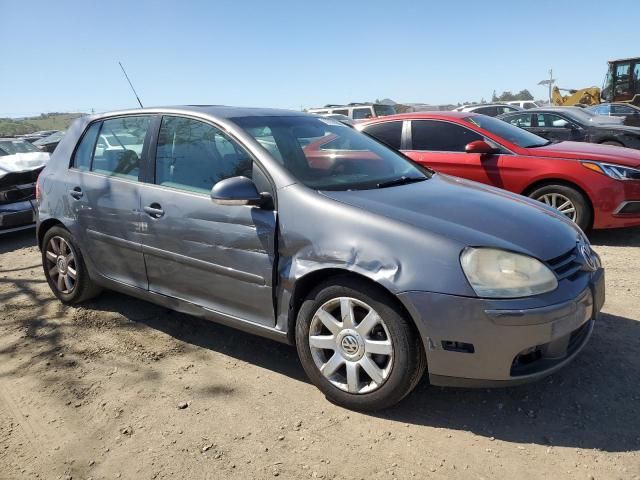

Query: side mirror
left=211, top=176, right=263, bottom=207
left=465, top=140, right=498, bottom=155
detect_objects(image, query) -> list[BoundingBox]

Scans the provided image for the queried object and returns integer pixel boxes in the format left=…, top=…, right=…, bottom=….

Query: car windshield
left=232, top=115, right=430, bottom=191
left=464, top=115, right=550, bottom=148
left=373, top=104, right=397, bottom=116
left=0, top=139, right=41, bottom=155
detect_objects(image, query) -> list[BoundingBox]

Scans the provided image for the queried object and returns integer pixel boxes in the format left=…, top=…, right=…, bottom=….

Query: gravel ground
left=0, top=227, right=639, bottom=480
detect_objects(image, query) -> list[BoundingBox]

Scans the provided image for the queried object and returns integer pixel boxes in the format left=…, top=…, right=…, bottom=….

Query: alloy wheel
left=308, top=297, right=394, bottom=394
left=537, top=193, right=577, bottom=222
left=44, top=236, right=77, bottom=294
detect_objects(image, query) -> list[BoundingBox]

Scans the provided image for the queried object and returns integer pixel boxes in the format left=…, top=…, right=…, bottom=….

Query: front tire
left=295, top=278, right=425, bottom=411
left=528, top=184, right=592, bottom=231
left=42, top=226, right=101, bottom=304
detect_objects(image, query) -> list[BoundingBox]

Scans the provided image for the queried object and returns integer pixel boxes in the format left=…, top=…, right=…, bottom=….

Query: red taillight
left=35, top=174, right=41, bottom=201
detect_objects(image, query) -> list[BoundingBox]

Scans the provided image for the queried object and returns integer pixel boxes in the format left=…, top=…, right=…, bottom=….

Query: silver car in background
left=36, top=106, right=605, bottom=410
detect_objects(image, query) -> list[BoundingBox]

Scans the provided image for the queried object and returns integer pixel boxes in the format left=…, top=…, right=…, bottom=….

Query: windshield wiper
left=376, top=176, right=427, bottom=189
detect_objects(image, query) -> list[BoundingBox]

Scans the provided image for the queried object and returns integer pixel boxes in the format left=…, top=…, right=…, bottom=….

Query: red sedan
left=358, top=112, right=640, bottom=230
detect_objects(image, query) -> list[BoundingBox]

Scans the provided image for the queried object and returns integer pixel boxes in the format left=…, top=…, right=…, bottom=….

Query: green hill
left=0, top=113, right=85, bottom=137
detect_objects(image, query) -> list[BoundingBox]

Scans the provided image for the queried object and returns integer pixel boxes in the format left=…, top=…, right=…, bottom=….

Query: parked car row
left=37, top=106, right=606, bottom=410
left=0, top=138, right=50, bottom=234
left=359, top=111, right=640, bottom=231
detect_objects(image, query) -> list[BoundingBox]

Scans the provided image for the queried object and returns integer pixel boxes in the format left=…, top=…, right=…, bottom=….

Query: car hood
left=321, top=174, right=581, bottom=262
left=528, top=141, right=640, bottom=167
left=0, top=151, right=50, bottom=177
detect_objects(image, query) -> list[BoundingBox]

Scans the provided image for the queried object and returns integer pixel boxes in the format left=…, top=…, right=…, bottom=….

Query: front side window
left=411, top=120, right=482, bottom=152
left=505, top=113, right=532, bottom=128
left=233, top=115, right=429, bottom=191
left=332, top=109, right=348, bottom=116
left=475, top=106, right=498, bottom=116
left=611, top=104, right=635, bottom=114
left=352, top=107, right=373, bottom=120
left=91, top=116, right=150, bottom=179
left=155, top=116, right=252, bottom=194
left=363, top=121, right=403, bottom=150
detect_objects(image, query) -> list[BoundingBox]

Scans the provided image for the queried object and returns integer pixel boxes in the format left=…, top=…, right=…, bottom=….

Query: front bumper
left=592, top=179, right=640, bottom=229
left=399, top=268, right=605, bottom=387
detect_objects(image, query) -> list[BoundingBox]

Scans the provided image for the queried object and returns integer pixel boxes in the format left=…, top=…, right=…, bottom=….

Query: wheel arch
left=521, top=178, right=594, bottom=229
left=286, top=268, right=422, bottom=347
left=37, top=218, right=66, bottom=250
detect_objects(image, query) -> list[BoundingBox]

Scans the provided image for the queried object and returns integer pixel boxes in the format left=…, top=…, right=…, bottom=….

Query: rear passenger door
left=139, top=115, right=277, bottom=326
left=68, top=115, right=153, bottom=289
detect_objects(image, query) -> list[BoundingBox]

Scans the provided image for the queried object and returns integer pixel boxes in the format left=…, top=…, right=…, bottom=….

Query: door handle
left=143, top=203, right=165, bottom=218
left=69, top=187, right=83, bottom=199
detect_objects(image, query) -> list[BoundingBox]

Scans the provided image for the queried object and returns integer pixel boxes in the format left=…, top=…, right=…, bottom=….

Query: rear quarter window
left=72, top=122, right=101, bottom=170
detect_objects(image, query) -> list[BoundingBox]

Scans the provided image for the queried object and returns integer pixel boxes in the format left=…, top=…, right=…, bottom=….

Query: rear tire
left=42, top=226, right=102, bottom=305
left=528, top=184, right=592, bottom=231
left=295, top=277, right=425, bottom=411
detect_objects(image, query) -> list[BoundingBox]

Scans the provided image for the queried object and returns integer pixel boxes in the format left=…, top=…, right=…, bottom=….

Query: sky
left=1, top=0, right=639, bottom=117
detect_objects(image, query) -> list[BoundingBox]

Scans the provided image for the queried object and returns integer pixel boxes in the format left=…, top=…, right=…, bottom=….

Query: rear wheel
left=528, top=184, right=591, bottom=231
left=42, top=226, right=101, bottom=304
left=295, top=278, right=425, bottom=411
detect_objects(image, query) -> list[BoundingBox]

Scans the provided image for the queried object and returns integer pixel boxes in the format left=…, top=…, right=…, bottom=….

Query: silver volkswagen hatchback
left=37, top=106, right=605, bottom=410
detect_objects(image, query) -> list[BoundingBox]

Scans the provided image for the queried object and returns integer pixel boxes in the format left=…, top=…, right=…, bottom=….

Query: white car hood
left=0, top=151, right=50, bottom=177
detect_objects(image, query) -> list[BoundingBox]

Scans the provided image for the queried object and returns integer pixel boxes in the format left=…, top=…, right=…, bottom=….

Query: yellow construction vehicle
left=550, top=57, right=640, bottom=107
left=551, top=86, right=601, bottom=106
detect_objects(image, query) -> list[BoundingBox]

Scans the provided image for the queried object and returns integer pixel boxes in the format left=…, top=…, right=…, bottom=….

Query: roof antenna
left=118, top=61, right=144, bottom=108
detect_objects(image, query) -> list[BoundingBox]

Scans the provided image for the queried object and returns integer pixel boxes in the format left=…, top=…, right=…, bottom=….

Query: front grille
left=0, top=183, right=36, bottom=204
left=546, top=247, right=582, bottom=282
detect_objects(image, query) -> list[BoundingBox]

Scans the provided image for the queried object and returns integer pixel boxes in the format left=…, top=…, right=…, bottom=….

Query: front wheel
left=295, top=278, right=425, bottom=411
left=528, top=184, right=592, bottom=231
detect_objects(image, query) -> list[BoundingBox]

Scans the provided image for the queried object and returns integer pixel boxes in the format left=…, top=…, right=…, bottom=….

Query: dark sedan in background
left=588, top=103, right=640, bottom=127
left=498, top=107, right=640, bottom=149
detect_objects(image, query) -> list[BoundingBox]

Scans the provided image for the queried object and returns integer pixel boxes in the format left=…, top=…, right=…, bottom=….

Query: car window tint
left=591, top=105, right=609, bottom=115
left=155, top=116, right=253, bottom=194
left=352, top=108, right=373, bottom=120
left=536, top=114, right=568, bottom=128
left=506, top=113, right=532, bottom=128
left=411, top=120, right=482, bottom=152
left=73, top=122, right=101, bottom=170
left=363, top=121, right=403, bottom=150
left=91, top=116, right=150, bottom=179
left=332, top=109, right=348, bottom=115
left=476, top=106, right=497, bottom=116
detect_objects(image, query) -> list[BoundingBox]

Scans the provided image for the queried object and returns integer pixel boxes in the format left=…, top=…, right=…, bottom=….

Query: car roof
left=86, top=105, right=307, bottom=123
left=361, top=111, right=475, bottom=122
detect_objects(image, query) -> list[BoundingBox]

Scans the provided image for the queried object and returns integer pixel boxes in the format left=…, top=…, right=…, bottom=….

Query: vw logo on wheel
left=341, top=335, right=359, bottom=355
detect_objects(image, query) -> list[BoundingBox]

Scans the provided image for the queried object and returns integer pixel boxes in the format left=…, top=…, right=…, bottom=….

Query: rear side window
left=73, top=123, right=101, bottom=170
left=332, top=109, right=348, bottom=115
left=612, top=104, right=635, bottom=114
left=155, top=116, right=253, bottom=194
left=536, top=114, right=568, bottom=128
left=411, top=120, right=482, bottom=152
left=91, top=116, right=150, bottom=180
left=363, top=121, right=403, bottom=150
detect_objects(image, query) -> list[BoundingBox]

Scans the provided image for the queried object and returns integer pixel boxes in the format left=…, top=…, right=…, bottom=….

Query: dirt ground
left=0, top=227, right=639, bottom=480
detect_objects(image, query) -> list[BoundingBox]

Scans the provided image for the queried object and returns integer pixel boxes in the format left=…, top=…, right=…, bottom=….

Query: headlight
left=460, top=248, right=558, bottom=298
left=582, top=161, right=640, bottom=180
